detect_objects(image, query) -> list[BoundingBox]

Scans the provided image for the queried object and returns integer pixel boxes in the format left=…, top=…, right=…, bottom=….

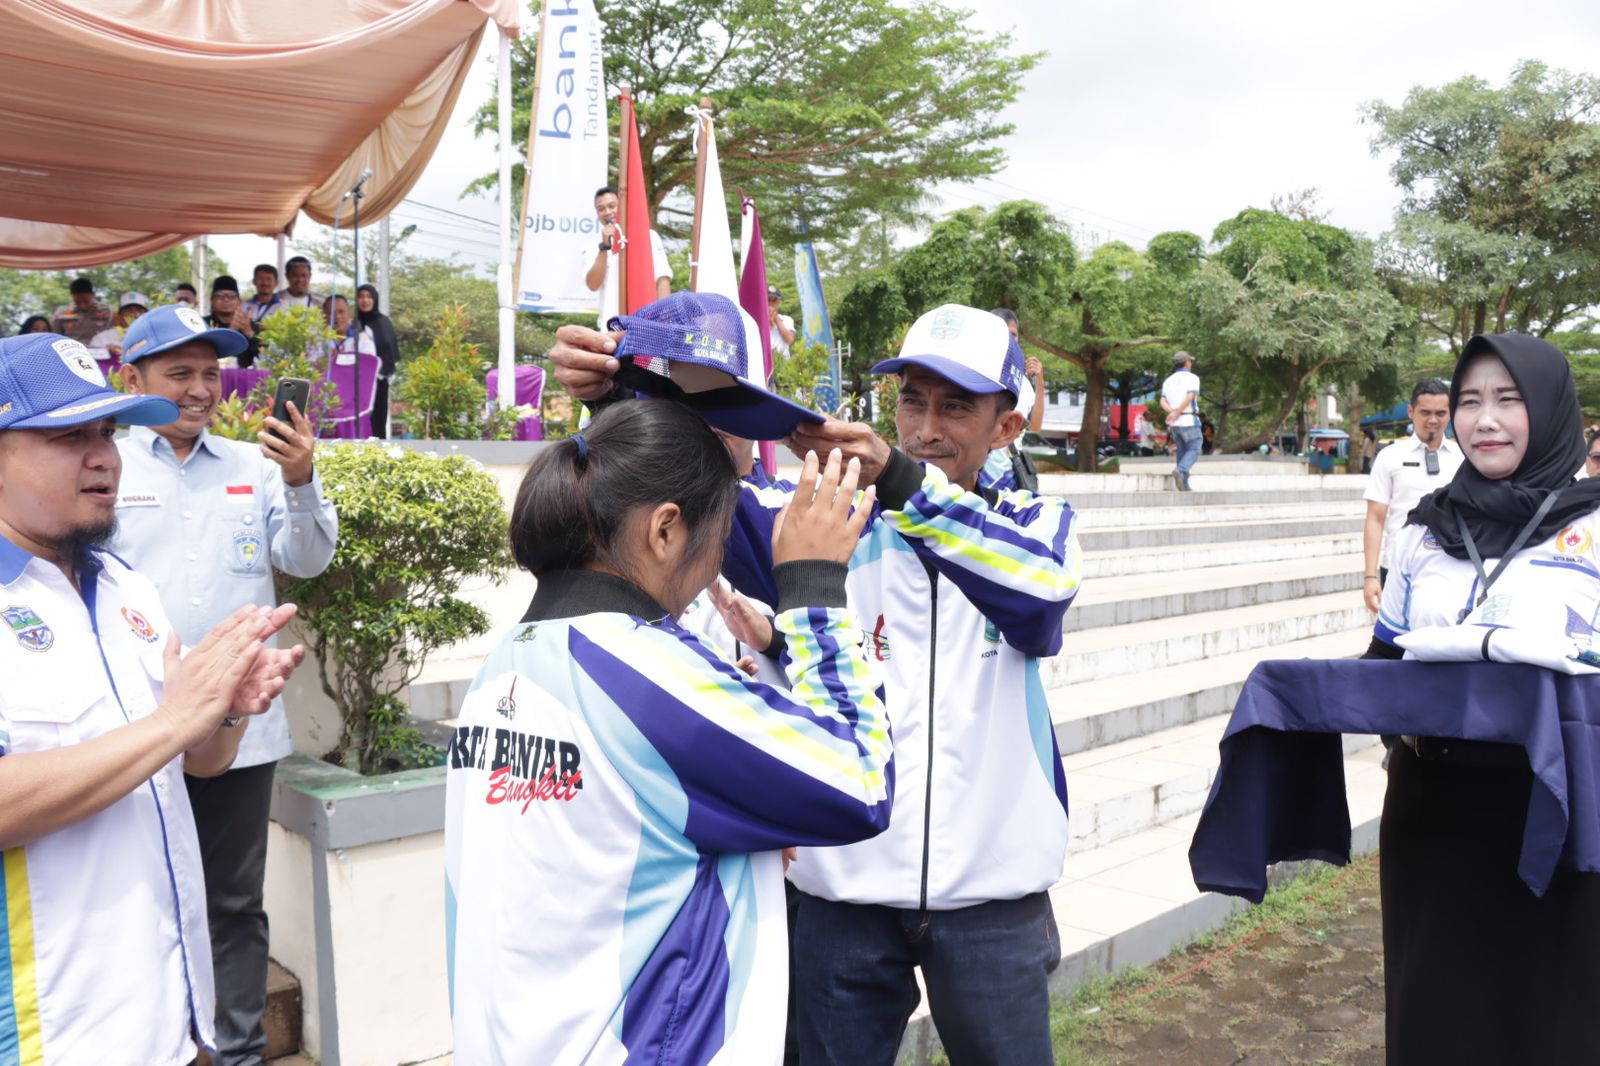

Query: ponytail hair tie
left=572, top=433, right=589, bottom=461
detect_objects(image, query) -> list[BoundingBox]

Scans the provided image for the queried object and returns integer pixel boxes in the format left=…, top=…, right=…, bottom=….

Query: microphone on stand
left=341, top=167, right=374, bottom=436
left=342, top=167, right=374, bottom=202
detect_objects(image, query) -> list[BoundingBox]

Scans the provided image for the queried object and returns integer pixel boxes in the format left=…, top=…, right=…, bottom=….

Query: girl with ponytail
left=444, top=399, right=894, bottom=1065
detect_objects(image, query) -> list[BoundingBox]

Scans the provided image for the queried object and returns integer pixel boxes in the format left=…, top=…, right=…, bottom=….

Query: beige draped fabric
left=0, top=0, right=517, bottom=268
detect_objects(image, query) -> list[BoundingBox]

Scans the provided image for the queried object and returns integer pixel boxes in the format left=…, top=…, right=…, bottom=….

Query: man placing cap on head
left=204, top=275, right=260, bottom=369
left=111, top=305, right=338, bottom=1066
left=547, top=302, right=1083, bottom=1065
left=87, top=291, right=148, bottom=361
left=0, top=331, right=305, bottom=1063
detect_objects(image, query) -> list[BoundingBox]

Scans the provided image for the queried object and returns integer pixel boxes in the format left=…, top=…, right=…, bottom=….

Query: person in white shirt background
left=86, top=291, right=147, bottom=360
left=1362, top=379, right=1463, bottom=613
left=278, top=256, right=324, bottom=312
left=241, top=263, right=284, bottom=324
left=768, top=284, right=797, bottom=358
left=583, top=184, right=671, bottom=329
left=1160, top=350, right=1203, bottom=490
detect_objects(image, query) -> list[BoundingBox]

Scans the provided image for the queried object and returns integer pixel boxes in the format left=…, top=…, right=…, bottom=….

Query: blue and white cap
left=609, top=292, right=825, bottom=440
left=121, top=303, right=248, bottom=364
left=872, top=303, right=1026, bottom=399
left=0, top=333, right=178, bottom=430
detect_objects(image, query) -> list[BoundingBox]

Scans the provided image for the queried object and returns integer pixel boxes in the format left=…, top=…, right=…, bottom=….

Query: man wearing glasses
left=1362, top=378, right=1462, bottom=613
left=203, top=276, right=261, bottom=369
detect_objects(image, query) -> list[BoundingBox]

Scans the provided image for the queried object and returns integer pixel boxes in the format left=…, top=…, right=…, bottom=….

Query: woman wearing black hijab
left=1370, top=333, right=1600, bottom=1064
left=356, top=283, right=399, bottom=438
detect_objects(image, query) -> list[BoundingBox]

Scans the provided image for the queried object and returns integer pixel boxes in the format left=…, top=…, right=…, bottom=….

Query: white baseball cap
left=871, top=303, right=1026, bottom=398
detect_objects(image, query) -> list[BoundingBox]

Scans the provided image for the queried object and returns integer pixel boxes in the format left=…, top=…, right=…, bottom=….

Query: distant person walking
left=1161, top=350, right=1202, bottom=490
left=1361, top=379, right=1461, bottom=613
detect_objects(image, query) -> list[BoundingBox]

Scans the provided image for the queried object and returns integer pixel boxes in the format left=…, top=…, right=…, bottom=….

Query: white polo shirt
left=0, top=537, right=214, bottom=1065
left=1364, top=434, right=1465, bottom=571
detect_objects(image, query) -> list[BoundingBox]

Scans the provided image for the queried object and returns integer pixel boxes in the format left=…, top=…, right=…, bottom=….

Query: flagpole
left=615, top=84, right=632, bottom=315
left=688, top=98, right=712, bottom=292
left=511, top=2, right=550, bottom=297
left=496, top=23, right=516, bottom=409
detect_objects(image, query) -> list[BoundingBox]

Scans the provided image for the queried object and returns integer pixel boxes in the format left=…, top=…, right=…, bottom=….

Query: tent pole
left=496, top=22, right=515, bottom=409
left=276, top=233, right=287, bottom=278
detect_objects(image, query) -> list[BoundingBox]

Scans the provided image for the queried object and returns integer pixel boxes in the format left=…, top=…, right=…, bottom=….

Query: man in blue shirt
left=110, top=304, right=339, bottom=1066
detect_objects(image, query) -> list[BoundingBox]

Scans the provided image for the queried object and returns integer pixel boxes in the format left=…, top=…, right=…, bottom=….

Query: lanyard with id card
left=1454, top=489, right=1563, bottom=623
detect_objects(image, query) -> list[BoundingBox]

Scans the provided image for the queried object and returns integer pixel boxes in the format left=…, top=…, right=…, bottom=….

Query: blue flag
left=792, top=223, right=835, bottom=351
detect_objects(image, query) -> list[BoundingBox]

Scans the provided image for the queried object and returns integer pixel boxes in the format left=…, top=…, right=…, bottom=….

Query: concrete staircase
left=897, top=469, right=1383, bottom=1063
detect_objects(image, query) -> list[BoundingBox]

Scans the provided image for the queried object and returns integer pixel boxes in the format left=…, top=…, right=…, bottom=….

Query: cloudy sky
left=213, top=0, right=1600, bottom=278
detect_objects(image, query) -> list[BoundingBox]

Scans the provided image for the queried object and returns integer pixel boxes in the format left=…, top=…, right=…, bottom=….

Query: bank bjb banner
left=515, top=0, right=606, bottom=314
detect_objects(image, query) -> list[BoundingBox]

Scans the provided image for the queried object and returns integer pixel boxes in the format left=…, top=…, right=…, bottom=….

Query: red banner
left=617, top=90, right=656, bottom=315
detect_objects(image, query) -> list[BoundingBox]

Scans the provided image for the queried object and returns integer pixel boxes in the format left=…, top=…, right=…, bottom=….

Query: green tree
left=395, top=304, right=521, bottom=439
left=1365, top=61, right=1600, bottom=351
left=1172, top=209, right=1411, bottom=452
left=469, top=0, right=1041, bottom=248
left=835, top=201, right=1197, bottom=471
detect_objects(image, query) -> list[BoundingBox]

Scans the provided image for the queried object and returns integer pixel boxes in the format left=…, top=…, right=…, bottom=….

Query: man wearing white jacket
left=548, top=303, right=1084, bottom=1065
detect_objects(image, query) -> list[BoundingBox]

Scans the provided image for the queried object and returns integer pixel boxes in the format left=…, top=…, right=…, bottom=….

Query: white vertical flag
left=515, top=0, right=607, bottom=314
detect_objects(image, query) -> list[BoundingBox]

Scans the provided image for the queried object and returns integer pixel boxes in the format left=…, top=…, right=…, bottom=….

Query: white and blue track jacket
left=444, top=565, right=892, bottom=1066
left=722, top=448, right=1083, bottom=910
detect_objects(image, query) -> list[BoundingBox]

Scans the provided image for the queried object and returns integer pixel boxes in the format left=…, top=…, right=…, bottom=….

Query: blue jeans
left=790, top=890, right=1060, bottom=1066
left=1173, top=424, right=1203, bottom=486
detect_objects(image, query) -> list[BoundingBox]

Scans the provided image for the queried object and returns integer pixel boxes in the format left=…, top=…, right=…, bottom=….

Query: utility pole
left=378, top=215, right=392, bottom=314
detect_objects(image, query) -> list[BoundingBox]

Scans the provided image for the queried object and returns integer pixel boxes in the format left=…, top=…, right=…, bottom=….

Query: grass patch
left=1046, top=852, right=1377, bottom=1062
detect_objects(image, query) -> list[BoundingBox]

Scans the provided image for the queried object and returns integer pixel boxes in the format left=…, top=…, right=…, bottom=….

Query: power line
left=400, top=197, right=498, bottom=230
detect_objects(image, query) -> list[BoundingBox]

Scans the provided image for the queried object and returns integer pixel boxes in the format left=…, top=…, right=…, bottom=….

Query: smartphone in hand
left=270, top=378, right=312, bottom=440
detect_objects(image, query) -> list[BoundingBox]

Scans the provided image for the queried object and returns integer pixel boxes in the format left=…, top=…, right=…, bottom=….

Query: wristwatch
left=598, top=238, right=612, bottom=252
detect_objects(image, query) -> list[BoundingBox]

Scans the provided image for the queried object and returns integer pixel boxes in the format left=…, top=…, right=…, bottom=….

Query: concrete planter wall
left=266, top=755, right=449, bottom=1066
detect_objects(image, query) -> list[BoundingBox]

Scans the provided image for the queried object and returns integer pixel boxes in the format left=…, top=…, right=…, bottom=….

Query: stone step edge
left=1058, top=591, right=1365, bottom=657
left=1051, top=616, right=1371, bottom=698
left=1068, top=567, right=1362, bottom=629
left=893, top=771, right=1385, bottom=1064
left=1075, top=531, right=1363, bottom=563
left=1077, top=519, right=1362, bottom=551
